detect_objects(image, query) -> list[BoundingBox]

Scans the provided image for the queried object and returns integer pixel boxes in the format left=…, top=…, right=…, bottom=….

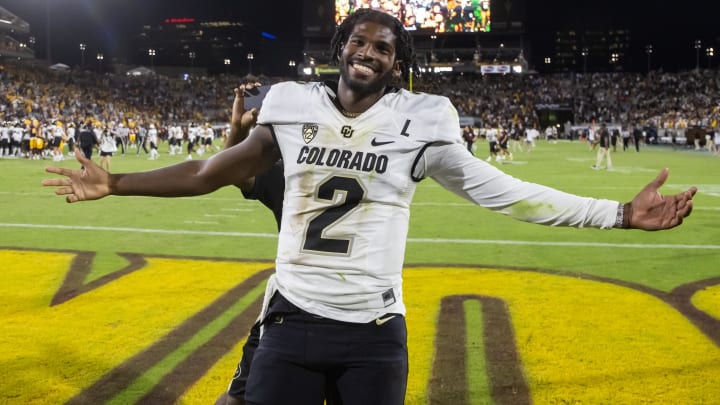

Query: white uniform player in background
left=12, top=122, right=24, bottom=157
left=588, top=119, right=599, bottom=150
left=187, top=123, right=199, bottom=160
left=20, top=123, right=31, bottom=158
left=526, top=126, right=540, bottom=148
left=93, top=122, right=103, bottom=144
left=51, top=122, right=66, bottom=161
left=485, top=125, right=499, bottom=162
left=0, top=122, right=10, bottom=157
left=199, top=123, right=215, bottom=155
left=147, top=124, right=160, bottom=160
left=167, top=125, right=177, bottom=155
left=169, top=124, right=183, bottom=155
left=66, top=123, right=76, bottom=156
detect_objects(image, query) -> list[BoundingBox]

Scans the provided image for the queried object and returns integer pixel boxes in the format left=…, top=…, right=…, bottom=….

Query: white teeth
left=352, top=63, right=373, bottom=74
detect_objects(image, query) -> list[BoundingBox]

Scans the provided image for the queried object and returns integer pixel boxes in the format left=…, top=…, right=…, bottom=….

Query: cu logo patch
left=340, top=125, right=354, bottom=138
left=1, top=249, right=719, bottom=404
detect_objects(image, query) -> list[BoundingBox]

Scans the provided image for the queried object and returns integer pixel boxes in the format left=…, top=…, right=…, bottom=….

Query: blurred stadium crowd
left=1, top=61, right=719, bottom=160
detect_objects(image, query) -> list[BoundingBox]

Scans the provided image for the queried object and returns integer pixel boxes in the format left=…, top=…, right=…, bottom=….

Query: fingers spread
left=678, top=200, right=693, bottom=218
left=42, top=178, right=69, bottom=187
left=54, top=186, right=75, bottom=195
left=45, top=166, right=65, bottom=175
left=648, top=168, right=669, bottom=191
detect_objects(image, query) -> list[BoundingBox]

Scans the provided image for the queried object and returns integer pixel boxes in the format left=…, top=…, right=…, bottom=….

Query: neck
left=335, top=79, right=386, bottom=116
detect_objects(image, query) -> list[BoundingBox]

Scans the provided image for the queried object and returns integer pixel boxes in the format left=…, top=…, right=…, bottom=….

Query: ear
left=336, top=42, right=345, bottom=62
left=392, top=60, right=402, bottom=79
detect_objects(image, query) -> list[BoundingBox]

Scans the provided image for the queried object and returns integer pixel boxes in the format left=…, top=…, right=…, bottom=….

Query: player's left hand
left=232, top=82, right=261, bottom=131
left=627, top=168, right=696, bottom=230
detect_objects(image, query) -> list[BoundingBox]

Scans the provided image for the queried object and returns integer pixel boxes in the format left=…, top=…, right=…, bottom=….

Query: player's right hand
left=42, top=149, right=111, bottom=203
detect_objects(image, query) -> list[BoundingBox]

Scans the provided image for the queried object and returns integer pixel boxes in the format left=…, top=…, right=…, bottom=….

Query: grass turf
left=0, top=140, right=718, bottom=403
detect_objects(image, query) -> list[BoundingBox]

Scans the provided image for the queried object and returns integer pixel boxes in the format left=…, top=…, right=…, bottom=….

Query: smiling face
left=338, top=20, right=401, bottom=97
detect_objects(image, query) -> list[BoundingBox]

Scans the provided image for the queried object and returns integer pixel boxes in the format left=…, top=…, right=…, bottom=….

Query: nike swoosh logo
left=375, top=315, right=397, bottom=326
left=371, top=138, right=395, bottom=146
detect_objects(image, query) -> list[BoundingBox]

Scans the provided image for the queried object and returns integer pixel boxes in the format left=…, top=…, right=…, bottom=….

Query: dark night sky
left=2, top=0, right=719, bottom=73
left=0, top=0, right=298, bottom=70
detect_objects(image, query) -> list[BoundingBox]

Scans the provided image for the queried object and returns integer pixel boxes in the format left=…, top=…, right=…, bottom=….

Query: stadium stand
left=1, top=60, right=718, bottom=159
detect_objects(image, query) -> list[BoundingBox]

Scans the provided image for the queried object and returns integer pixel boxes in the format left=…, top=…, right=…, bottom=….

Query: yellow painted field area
left=403, top=268, right=720, bottom=404
left=693, top=285, right=720, bottom=319
left=1, top=250, right=719, bottom=404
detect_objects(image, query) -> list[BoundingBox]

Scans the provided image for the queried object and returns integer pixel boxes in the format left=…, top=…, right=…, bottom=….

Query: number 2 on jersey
left=302, top=176, right=365, bottom=255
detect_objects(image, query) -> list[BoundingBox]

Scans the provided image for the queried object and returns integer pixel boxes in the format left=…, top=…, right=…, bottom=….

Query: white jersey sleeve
left=415, top=143, right=618, bottom=228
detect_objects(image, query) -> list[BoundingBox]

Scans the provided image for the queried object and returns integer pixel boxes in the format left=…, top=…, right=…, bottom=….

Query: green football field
left=1, top=140, right=718, bottom=404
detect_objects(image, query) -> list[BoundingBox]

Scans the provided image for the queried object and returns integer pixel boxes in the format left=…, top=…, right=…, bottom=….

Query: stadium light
left=224, top=58, right=231, bottom=74
left=247, top=53, right=254, bottom=75
left=288, top=60, right=296, bottom=76
left=581, top=47, right=588, bottom=74
left=96, top=53, right=103, bottom=73
left=645, top=45, right=653, bottom=74
left=148, top=48, right=156, bottom=71
left=79, top=43, right=86, bottom=69
left=694, top=39, right=702, bottom=70
left=707, top=47, right=714, bottom=69
left=544, top=57, right=552, bottom=73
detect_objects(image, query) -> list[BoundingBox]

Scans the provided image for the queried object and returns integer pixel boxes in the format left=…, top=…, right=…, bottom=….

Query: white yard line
left=2, top=223, right=718, bottom=250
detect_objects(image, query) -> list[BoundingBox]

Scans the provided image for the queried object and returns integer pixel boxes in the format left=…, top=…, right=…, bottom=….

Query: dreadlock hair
left=330, top=8, right=417, bottom=86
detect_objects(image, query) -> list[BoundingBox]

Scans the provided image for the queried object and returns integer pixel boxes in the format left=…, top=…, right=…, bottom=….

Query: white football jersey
left=258, top=81, right=617, bottom=323
left=258, top=81, right=461, bottom=322
left=203, top=127, right=214, bottom=139
left=148, top=128, right=158, bottom=143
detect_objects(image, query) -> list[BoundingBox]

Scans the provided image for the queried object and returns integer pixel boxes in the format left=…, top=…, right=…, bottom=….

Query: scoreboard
left=303, top=0, right=526, bottom=37
left=335, top=0, right=491, bottom=33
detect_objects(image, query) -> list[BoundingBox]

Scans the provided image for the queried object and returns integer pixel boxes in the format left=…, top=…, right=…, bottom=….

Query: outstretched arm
left=43, top=125, right=279, bottom=203
left=422, top=143, right=696, bottom=230
left=624, top=168, right=696, bottom=230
